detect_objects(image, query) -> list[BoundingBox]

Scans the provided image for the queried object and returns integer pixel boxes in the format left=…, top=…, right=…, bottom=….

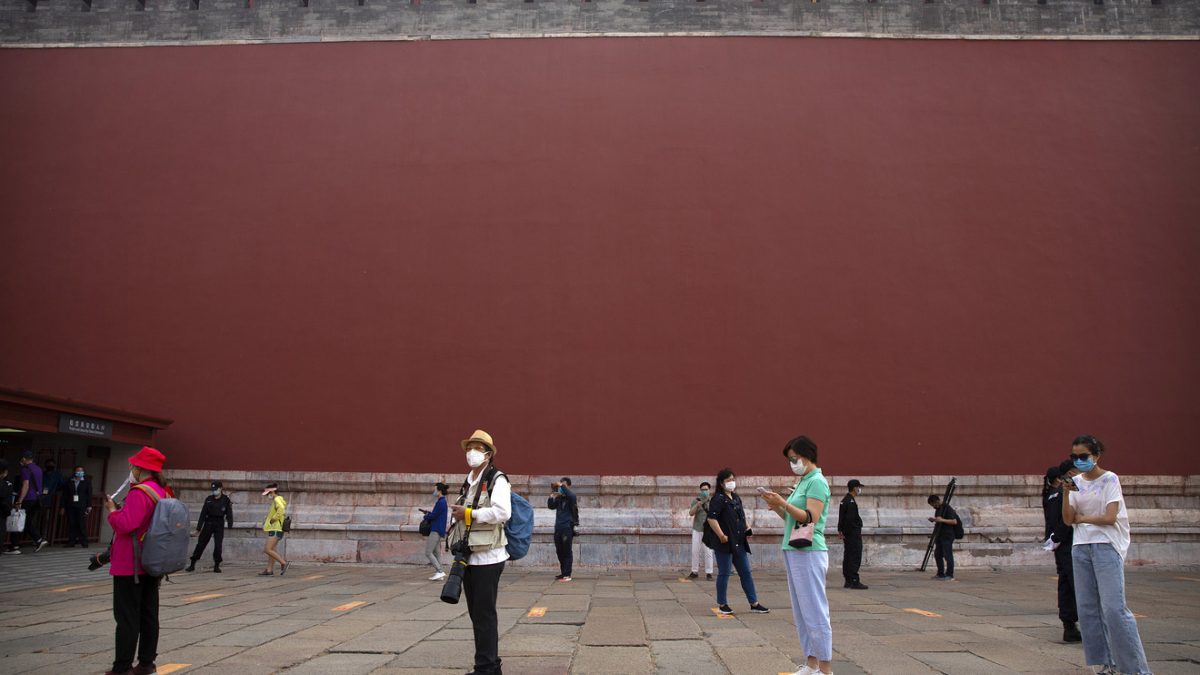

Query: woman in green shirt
left=761, top=435, right=834, bottom=675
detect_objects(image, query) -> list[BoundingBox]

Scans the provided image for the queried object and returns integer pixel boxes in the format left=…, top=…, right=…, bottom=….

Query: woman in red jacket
left=103, top=446, right=170, bottom=675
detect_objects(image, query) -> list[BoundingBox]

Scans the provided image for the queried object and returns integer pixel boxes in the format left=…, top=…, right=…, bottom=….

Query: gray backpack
left=132, top=484, right=191, bottom=581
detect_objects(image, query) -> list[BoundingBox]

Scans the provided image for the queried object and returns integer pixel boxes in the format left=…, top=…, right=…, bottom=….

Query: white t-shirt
left=1069, top=471, right=1131, bottom=560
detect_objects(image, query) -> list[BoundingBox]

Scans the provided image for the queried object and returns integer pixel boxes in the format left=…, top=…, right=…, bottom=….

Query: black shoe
left=1063, top=622, right=1081, bottom=643
left=706, top=573, right=712, bottom=581
left=554, top=574, right=564, bottom=580
left=186, top=561, right=196, bottom=572
left=750, top=603, right=770, bottom=614
left=847, top=581, right=869, bottom=590
left=716, top=604, right=734, bottom=615
left=213, top=565, right=222, bottom=573
left=686, top=572, right=699, bottom=579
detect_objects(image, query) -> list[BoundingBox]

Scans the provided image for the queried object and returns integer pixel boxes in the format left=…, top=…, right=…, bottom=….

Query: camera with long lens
left=439, top=537, right=471, bottom=604
left=87, top=547, right=112, bottom=571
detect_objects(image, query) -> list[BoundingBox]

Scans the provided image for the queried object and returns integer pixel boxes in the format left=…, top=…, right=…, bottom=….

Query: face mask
left=212, top=489, right=221, bottom=496
left=128, top=470, right=139, bottom=484
left=76, top=472, right=85, bottom=479
left=700, top=490, right=709, bottom=498
left=790, top=459, right=808, bottom=476
left=558, top=486, right=565, bottom=493
left=1073, top=457, right=1096, bottom=473
left=724, top=481, right=736, bottom=492
left=466, top=449, right=487, bottom=468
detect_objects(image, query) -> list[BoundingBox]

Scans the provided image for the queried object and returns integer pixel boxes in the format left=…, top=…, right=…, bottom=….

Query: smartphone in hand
left=755, top=487, right=770, bottom=494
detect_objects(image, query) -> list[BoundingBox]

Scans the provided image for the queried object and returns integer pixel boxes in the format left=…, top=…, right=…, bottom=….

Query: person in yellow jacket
left=259, top=482, right=289, bottom=576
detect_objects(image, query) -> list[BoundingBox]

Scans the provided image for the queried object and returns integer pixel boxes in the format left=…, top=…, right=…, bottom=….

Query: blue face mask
left=75, top=472, right=85, bottom=479
left=1073, top=457, right=1096, bottom=473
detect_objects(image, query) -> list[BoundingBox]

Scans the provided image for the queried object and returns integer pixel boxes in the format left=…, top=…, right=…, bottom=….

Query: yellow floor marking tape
left=711, top=608, right=734, bottom=619
left=903, top=608, right=942, bottom=618
left=157, top=665, right=191, bottom=674
left=1133, top=612, right=1147, bottom=618
left=184, top=593, right=225, bottom=603
left=333, top=601, right=368, bottom=612
left=678, top=578, right=692, bottom=583
left=1175, top=576, right=1200, bottom=582
left=304, top=574, right=325, bottom=580
left=49, top=584, right=95, bottom=593
left=527, top=607, right=547, bottom=618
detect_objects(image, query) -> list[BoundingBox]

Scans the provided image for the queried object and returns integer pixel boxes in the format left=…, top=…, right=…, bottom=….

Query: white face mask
left=128, top=470, right=139, bottom=484
left=465, top=449, right=487, bottom=468
left=212, top=489, right=221, bottom=496
left=790, top=459, right=808, bottom=476
left=724, top=480, right=736, bottom=492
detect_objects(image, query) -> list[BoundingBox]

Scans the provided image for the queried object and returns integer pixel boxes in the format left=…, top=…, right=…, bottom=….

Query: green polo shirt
left=781, top=467, right=831, bottom=552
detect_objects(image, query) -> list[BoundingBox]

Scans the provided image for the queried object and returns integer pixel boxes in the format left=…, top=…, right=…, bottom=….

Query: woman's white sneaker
left=429, top=571, right=446, bottom=581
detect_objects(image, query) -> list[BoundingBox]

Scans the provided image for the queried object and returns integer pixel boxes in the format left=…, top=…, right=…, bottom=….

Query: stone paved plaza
left=1, top=548, right=1198, bottom=675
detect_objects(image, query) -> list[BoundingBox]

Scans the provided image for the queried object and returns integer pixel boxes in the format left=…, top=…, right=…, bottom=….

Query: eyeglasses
left=1069, top=453, right=1093, bottom=461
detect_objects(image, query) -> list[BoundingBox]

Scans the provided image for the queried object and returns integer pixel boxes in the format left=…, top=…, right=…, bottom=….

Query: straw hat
left=461, top=429, right=496, bottom=454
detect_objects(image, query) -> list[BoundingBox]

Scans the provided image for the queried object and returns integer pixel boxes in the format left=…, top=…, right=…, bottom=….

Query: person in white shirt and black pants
left=448, top=430, right=511, bottom=675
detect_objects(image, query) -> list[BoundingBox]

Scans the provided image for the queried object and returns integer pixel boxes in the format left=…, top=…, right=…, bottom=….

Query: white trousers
left=690, top=529, right=714, bottom=574
left=784, top=549, right=833, bottom=662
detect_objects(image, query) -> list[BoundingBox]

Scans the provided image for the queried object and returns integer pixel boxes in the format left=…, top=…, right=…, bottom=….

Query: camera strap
left=456, top=466, right=496, bottom=545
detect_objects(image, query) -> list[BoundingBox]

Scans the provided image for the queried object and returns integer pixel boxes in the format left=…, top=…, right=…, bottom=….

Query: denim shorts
left=267, top=531, right=284, bottom=539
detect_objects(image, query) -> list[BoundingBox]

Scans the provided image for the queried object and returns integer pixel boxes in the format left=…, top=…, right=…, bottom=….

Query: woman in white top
left=1061, top=435, right=1151, bottom=675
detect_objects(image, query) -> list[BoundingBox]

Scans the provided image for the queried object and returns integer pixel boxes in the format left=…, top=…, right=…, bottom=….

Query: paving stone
left=650, top=639, right=727, bottom=674
left=572, top=645, right=653, bottom=674
left=578, top=606, right=646, bottom=646
left=910, top=650, right=1016, bottom=674
left=713, top=644, right=799, bottom=675
left=330, top=621, right=442, bottom=653
left=284, top=652, right=396, bottom=674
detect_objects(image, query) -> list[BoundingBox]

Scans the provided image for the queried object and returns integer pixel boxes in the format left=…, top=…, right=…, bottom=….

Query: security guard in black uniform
left=1042, top=462, right=1080, bottom=643
left=838, top=479, right=868, bottom=589
left=188, top=480, right=234, bottom=573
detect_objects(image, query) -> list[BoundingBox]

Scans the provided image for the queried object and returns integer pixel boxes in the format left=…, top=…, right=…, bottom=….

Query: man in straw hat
left=447, top=429, right=511, bottom=675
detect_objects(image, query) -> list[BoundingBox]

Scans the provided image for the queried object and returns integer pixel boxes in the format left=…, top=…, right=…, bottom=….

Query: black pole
left=919, top=477, right=957, bottom=572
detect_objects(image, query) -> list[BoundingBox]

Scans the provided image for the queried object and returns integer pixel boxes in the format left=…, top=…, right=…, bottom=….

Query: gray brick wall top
left=1, top=0, right=1197, bottom=48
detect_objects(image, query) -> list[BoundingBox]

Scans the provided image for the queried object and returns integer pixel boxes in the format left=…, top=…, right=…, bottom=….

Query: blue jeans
left=1072, top=543, right=1152, bottom=674
left=715, top=545, right=757, bottom=606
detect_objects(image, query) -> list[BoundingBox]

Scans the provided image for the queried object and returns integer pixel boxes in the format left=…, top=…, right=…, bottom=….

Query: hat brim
left=261, top=488, right=277, bottom=496
left=460, top=438, right=496, bottom=453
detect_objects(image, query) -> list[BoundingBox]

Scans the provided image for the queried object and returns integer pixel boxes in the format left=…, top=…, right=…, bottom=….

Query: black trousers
left=112, top=574, right=161, bottom=672
left=934, top=538, right=955, bottom=577
left=463, top=560, right=506, bottom=674
left=842, top=531, right=862, bottom=582
left=554, top=528, right=574, bottom=577
left=191, top=522, right=225, bottom=564
left=21, top=502, right=43, bottom=542
left=1054, top=543, right=1078, bottom=623
left=65, top=507, right=88, bottom=546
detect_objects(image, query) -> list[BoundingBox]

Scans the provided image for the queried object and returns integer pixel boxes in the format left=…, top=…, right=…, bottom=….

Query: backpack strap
left=129, top=484, right=160, bottom=584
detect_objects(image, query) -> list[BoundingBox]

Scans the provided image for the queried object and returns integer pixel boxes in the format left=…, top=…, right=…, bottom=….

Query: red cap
left=129, top=446, right=165, bottom=472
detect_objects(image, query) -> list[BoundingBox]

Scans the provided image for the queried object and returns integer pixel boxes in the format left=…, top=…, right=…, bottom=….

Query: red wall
left=1, top=38, right=1197, bottom=477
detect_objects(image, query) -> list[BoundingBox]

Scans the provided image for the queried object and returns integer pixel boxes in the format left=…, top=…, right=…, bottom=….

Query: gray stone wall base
left=170, top=470, right=1200, bottom=569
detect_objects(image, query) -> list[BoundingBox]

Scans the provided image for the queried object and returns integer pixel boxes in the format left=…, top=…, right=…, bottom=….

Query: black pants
left=842, top=531, right=862, bottom=582
left=65, top=507, right=88, bottom=546
left=21, top=502, right=43, bottom=543
left=191, top=522, right=225, bottom=564
left=1054, top=542, right=1078, bottom=623
left=112, top=574, right=161, bottom=672
left=554, top=528, right=574, bottom=577
left=463, top=560, right=505, bottom=674
left=934, top=538, right=955, bottom=577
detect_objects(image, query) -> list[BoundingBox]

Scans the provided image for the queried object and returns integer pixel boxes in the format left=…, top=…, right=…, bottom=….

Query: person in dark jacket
left=0, top=459, right=14, bottom=554
left=1042, top=462, right=1080, bottom=643
left=706, top=468, right=769, bottom=616
left=422, top=482, right=449, bottom=581
left=187, top=480, right=234, bottom=573
left=838, top=479, right=867, bottom=589
left=60, top=466, right=93, bottom=547
left=547, top=477, right=578, bottom=581
left=927, top=495, right=960, bottom=581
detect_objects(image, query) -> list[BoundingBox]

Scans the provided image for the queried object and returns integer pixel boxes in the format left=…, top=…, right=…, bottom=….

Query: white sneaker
left=429, top=572, right=446, bottom=581
left=791, top=667, right=815, bottom=675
